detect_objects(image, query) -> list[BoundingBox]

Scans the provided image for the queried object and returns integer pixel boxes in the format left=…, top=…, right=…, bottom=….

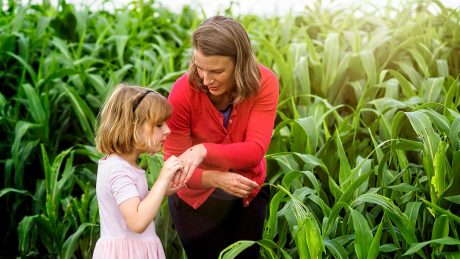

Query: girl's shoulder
left=98, top=155, right=144, bottom=176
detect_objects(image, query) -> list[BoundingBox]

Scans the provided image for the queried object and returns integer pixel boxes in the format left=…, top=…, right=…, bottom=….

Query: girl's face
left=194, top=50, right=236, bottom=98
left=139, top=121, right=171, bottom=154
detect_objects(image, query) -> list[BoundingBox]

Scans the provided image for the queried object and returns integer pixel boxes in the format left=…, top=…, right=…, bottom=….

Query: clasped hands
left=166, top=144, right=259, bottom=198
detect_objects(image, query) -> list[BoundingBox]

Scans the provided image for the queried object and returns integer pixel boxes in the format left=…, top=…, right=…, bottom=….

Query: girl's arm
left=118, top=178, right=170, bottom=233
left=118, top=156, right=181, bottom=233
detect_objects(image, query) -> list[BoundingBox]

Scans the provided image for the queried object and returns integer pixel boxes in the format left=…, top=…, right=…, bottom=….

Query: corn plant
left=2, top=0, right=460, bottom=258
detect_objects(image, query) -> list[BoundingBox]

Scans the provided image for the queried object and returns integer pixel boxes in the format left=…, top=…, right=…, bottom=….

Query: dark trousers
left=168, top=186, right=270, bottom=259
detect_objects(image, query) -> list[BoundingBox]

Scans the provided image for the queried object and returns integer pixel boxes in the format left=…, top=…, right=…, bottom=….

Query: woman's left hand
left=173, top=144, right=207, bottom=187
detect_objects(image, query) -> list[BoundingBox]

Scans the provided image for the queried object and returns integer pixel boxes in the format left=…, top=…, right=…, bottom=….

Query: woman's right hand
left=159, top=155, right=183, bottom=184
left=173, top=144, right=207, bottom=187
left=202, top=170, right=259, bottom=198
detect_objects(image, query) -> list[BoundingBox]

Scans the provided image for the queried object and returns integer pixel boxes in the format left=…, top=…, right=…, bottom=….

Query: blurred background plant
left=1, top=0, right=459, bottom=258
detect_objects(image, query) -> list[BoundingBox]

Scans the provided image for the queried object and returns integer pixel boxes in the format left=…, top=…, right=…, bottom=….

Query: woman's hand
left=173, top=144, right=207, bottom=187
left=202, top=170, right=259, bottom=198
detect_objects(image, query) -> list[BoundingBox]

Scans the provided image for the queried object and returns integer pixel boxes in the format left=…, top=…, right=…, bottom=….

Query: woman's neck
left=209, top=93, right=233, bottom=110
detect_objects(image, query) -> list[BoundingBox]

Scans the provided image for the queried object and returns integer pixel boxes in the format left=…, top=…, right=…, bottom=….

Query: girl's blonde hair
left=96, top=83, right=172, bottom=155
left=188, top=16, right=261, bottom=103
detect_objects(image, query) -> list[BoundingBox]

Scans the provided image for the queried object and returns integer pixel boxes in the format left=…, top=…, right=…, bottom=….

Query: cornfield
left=1, top=0, right=459, bottom=258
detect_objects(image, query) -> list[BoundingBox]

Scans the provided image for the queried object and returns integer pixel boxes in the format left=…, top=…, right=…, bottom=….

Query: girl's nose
left=164, top=123, right=171, bottom=135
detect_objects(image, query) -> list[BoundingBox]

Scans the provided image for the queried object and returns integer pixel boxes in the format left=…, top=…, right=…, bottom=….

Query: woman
left=164, top=16, right=279, bottom=259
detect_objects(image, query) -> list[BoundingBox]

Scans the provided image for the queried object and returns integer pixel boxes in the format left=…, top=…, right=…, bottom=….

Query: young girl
left=92, top=83, right=182, bottom=259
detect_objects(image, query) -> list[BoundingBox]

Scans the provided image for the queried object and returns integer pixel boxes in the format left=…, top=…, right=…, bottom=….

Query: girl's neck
left=115, top=152, right=140, bottom=169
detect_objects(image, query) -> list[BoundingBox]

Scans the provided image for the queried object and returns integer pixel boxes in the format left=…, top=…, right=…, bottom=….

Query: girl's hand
left=173, top=144, right=207, bottom=187
left=165, top=182, right=180, bottom=196
left=159, top=155, right=182, bottom=183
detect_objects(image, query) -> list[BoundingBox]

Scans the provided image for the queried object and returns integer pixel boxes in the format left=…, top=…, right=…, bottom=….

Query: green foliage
left=1, top=0, right=460, bottom=258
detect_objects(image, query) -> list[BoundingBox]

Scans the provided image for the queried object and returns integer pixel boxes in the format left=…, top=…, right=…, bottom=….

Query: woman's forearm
left=201, top=170, right=219, bottom=189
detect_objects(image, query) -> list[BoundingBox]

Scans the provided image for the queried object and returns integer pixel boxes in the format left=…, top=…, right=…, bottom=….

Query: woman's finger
left=178, top=165, right=188, bottom=186
left=241, top=178, right=259, bottom=189
left=173, top=170, right=181, bottom=187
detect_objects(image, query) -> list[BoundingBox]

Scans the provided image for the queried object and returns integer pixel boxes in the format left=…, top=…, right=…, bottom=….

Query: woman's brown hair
left=95, top=83, right=171, bottom=155
left=188, top=16, right=261, bottom=103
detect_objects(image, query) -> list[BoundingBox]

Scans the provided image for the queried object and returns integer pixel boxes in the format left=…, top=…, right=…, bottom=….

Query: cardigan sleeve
left=203, top=67, right=279, bottom=169
left=164, top=75, right=206, bottom=189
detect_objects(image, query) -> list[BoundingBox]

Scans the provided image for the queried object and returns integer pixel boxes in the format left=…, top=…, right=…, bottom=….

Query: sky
left=157, top=0, right=460, bottom=16
left=18, top=0, right=460, bottom=16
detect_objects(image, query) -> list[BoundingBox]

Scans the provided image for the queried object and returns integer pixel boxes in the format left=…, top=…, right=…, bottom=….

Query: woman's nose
left=203, top=73, right=214, bottom=85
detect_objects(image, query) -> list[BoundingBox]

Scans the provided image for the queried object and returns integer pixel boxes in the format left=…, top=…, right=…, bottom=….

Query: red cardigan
left=164, top=64, right=279, bottom=209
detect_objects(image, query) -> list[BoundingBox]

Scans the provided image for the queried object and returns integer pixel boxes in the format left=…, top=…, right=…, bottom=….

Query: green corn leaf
left=18, top=215, right=39, bottom=255
left=325, top=169, right=372, bottom=236
left=387, top=183, right=418, bottom=192
left=0, top=188, right=34, bottom=199
left=360, top=50, right=377, bottom=87
left=336, top=133, right=352, bottom=188
left=448, top=117, right=460, bottom=151
left=58, top=83, right=96, bottom=138
left=264, top=187, right=285, bottom=240
left=350, top=207, right=373, bottom=259
left=396, top=60, right=423, bottom=88
left=432, top=138, right=449, bottom=198
left=405, top=111, right=439, bottom=161
left=321, top=33, right=339, bottom=95
left=444, top=195, right=460, bottom=205
left=219, top=241, right=256, bottom=259
left=258, top=239, right=292, bottom=259
left=61, top=223, right=99, bottom=259
left=367, top=220, right=384, bottom=259
left=420, top=198, right=460, bottom=224
left=21, top=83, right=46, bottom=124
left=292, top=117, right=318, bottom=154
left=388, top=69, right=416, bottom=97
left=303, top=215, right=324, bottom=259
left=51, top=37, right=72, bottom=60
left=7, top=52, right=38, bottom=84
left=403, top=237, right=460, bottom=256
left=408, top=48, right=429, bottom=78
left=352, top=193, right=416, bottom=244
left=432, top=215, right=450, bottom=240
left=404, top=202, right=422, bottom=234
left=435, top=59, right=449, bottom=77
left=324, top=239, right=349, bottom=259
left=422, top=77, right=444, bottom=103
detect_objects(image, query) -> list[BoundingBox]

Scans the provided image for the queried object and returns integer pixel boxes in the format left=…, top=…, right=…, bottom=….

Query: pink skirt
left=92, top=238, right=166, bottom=259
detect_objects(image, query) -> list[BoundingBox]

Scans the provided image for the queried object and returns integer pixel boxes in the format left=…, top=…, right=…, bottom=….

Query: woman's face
left=194, top=49, right=236, bottom=98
